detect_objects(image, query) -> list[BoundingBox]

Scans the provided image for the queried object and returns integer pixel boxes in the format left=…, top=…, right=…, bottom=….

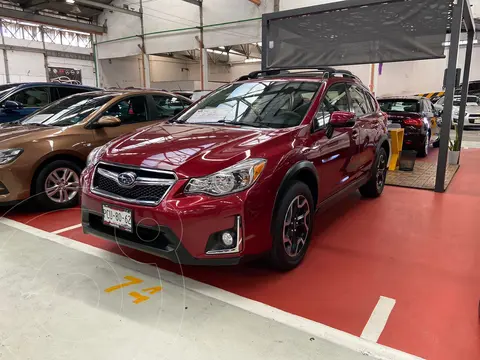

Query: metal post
left=199, top=0, right=205, bottom=90
left=435, top=0, right=464, bottom=192
left=0, top=20, right=10, bottom=83
left=139, top=0, right=150, bottom=88
left=40, top=26, right=49, bottom=81
left=456, top=29, right=475, bottom=152
left=91, top=34, right=100, bottom=87
left=261, top=17, right=268, bottom=70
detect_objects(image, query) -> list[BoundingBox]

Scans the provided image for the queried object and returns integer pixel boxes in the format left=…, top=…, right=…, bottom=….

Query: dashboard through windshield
left=177, top=80, right=321, bottom=129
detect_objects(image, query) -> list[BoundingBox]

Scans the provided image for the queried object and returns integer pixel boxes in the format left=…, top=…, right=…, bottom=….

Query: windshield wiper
left=221, top=120, right=267, bottom=128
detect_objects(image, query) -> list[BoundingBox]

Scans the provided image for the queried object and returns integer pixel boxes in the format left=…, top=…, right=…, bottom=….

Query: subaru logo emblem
left=117, top=172, right=137, bottom=188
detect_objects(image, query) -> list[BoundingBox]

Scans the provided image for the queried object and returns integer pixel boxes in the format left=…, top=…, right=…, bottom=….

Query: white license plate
left=474, top=119, right=480, bottom=124
left=102, top=204, right=132, bottom=232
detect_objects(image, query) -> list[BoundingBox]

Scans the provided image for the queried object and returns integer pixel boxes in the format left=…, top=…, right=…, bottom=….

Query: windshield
left=177, top=81, right=321, bottom=128
left=21, top=93, right=115, bottom=126
left=453, top=96, right=479, bottom=106
left=378, top=99, right=420, bottom=113
left=0, top=84, right=18, bottom=98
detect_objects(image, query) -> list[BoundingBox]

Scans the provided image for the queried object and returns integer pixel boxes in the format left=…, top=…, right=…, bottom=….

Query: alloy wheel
left=283, top=195, right=311, bottom=257
left=44, top=168, right=80, bottom=204
left=376, top=154, right=387, bottom=191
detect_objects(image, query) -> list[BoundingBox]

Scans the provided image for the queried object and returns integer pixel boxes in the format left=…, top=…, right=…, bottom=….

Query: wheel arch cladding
left=272, top=161, right=319, bottom=225
left=30, top=153, right=85, bottom=195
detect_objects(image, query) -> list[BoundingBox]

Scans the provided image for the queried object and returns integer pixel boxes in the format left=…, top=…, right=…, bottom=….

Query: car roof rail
left=237, top=67, right=363, bottom=82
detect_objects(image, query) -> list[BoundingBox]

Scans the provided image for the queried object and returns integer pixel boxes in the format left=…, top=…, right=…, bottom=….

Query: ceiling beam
left=181, top=0, right=202, bottom=6
left=0, top=7, right=106, bottom=33
left=22, top=0, right=51, bottom=11
left=73, top=0, right=141, bottom=17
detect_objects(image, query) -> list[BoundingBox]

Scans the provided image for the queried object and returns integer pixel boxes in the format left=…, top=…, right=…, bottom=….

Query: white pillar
left=143, top=53, right=151, bottom=88
left=202, top=48, right=209, bottom=90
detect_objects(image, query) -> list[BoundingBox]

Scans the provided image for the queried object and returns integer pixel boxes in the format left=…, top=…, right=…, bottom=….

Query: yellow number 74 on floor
left=104, top=276, right=163, bottom=304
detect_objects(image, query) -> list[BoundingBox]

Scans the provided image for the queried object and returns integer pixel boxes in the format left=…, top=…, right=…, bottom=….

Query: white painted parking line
left=0, top=218, right=423, bottom=360
left=52, top=223, right=82, bottom=234
left=361, top=296, right=396, bottom=343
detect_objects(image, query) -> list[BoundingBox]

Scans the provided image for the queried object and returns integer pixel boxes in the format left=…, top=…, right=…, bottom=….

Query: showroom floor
left=1, top=149, right=480, bottom=360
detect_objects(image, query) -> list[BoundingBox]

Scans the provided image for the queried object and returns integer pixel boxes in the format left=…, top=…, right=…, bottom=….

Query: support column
left=139, top=0, right=150, bottom=88
left=0, top=20, right=10, bottom=83
left=456, top=29, right=475, bottom=152
left=199, top=0, right=206, bottom=90
left=91, top=34, right=100, bottom=87
left=40, top=26, right=49, bottom=81
left=435, top=0, right=464, bottom=192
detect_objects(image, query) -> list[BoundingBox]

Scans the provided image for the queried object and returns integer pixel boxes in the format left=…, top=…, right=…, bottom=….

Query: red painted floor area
left=5, top=150, right=480, bottom=359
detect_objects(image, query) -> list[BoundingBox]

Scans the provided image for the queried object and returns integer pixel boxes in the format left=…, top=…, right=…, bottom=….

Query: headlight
left=0, top=148, right=23, bottom=165
left=453, top=109, right=459, bottom=116
left=86, top=145, right=106, bottom=167
left=185, top=158, right=266, bottom=196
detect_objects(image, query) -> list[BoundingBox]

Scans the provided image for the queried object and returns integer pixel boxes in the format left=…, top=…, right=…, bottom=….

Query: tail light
left=403, top=118, right=423, bottom=127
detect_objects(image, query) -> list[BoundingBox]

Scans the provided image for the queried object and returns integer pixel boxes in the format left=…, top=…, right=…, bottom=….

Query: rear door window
left=152, top=94, right=190, bottom=119
left=57, top=86, right=90, bottom=99
left=7, top=87, right=49, bottom=107
left=103, top=96, right=148, bottom=124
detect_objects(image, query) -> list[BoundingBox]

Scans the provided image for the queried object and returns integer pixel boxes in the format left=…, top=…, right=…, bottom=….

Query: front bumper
left=0, top=163, right=31, bottom=204
left=81, top=208, right=242, bottom=265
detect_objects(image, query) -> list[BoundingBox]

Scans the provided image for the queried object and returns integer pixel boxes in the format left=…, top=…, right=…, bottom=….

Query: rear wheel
left=33, top=160, right=82, bottom=210
left=417, top=134, right=430, bottom=157
left=270, top=181, right=314, bottom=271
left=359, top=147, right=388, bottom=198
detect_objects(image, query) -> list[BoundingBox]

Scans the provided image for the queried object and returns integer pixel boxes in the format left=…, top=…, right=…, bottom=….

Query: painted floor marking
left=0, top=218, right=423, bottom=360
left=52, top=223, right=82, bottom=234
left=361, top=296, right=396, bottom=343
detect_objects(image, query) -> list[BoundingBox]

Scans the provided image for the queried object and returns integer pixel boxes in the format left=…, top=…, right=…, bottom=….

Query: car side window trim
left=346, top=84, right=369, bottom=117
left=313, top=82, right=350, bottom=132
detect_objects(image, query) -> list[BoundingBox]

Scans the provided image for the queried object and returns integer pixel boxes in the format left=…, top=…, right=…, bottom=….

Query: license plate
left=474, top=119, right=480, bottom=124
left=102, top=204, right=133, bottom=232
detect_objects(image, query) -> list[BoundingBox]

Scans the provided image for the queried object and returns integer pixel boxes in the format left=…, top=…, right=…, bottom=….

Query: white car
left=435, top=95, right=480, bottom=128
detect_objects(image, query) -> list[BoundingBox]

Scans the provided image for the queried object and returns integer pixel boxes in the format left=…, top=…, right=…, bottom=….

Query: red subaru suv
left=81, top=68, right=389, bottom=270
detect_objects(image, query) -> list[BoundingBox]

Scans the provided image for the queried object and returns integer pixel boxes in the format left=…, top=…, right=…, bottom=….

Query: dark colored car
left=80, top=68, right=390, bottom=270
left=455, top=80, right=480, bottom=97
left=0, top=82, right=98, bottom=123
left=377, top=96, right=435, bottom=157
left=0, top=90, right=191, bottom=209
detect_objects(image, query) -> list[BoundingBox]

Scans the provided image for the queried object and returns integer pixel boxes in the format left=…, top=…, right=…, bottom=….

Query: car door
left=0, top=86, right=50, bottom=122
left=91, top=95, right=158, bottom=146
left=305, top=82, right=359, bottom=201
left=346, top=84, right=374, bottom=176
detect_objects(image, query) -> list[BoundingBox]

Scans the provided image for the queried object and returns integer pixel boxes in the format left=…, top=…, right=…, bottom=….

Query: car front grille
left=91, top=162, right=177, bottom=206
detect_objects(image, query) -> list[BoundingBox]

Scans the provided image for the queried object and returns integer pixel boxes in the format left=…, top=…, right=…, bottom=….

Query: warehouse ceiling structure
left=261, top=0, right=476, bottom=192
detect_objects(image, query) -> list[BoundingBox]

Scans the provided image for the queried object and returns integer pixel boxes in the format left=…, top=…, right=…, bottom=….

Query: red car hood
left=102, top=123, right=290, bottom=178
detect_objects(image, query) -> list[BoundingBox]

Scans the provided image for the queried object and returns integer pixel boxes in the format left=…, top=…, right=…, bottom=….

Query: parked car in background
left=455, top=80, right=480, bottom=97
left=0, top=90, right=191, bottom=209
left=191, top=90, right=212, bottom=102
left=434, top=95, right=480, bottom=128
left=0, top=82, right=98, bottom=123
left=378, top=96, right=434, bottom=157
left=81, top=68, right=389, bottom=270
left=173, top=91, right=194, bottom=99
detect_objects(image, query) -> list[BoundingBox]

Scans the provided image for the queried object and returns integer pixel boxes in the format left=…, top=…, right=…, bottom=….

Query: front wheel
left=270, top=181, right=314, bottom=271
left=359, top=147, right=388, bottom=198
left=33, top=160, right=82, bottom=210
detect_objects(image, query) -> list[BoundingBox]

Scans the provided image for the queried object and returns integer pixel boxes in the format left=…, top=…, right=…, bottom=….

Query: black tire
left=359, top=147, right=388, bottom=198
left=33, top=159, right=82, bottom=210
left=270, top=181, right=314, bottom=271
left=417, top=134, right=430, bottom=158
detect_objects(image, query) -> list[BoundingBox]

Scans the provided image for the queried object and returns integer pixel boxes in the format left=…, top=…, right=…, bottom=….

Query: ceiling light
left=66, top=0, right=75, bottom=3
left=442, top=39, right=478, bottom=46
left=206, top=49, right=225, bottom=55
left=244, top=58, right=261, bottom=63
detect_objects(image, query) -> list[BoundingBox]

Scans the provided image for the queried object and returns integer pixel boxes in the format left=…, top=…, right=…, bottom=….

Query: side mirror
left=330, top=111, right=356, bottom=128
left=93, top=115, right=121, bottom=129
left=2, top=100, right=23, bottom=111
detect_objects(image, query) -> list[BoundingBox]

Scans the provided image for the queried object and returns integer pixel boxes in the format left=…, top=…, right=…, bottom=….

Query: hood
left=0, top=123, right=60, bottom=147
left=466, top=104, right=480, bottom=114
left=101, top=123, right=290, bottom=178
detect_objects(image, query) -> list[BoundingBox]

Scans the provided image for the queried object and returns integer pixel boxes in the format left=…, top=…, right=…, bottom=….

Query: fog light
left=221, top=232, right=234, bottom=246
